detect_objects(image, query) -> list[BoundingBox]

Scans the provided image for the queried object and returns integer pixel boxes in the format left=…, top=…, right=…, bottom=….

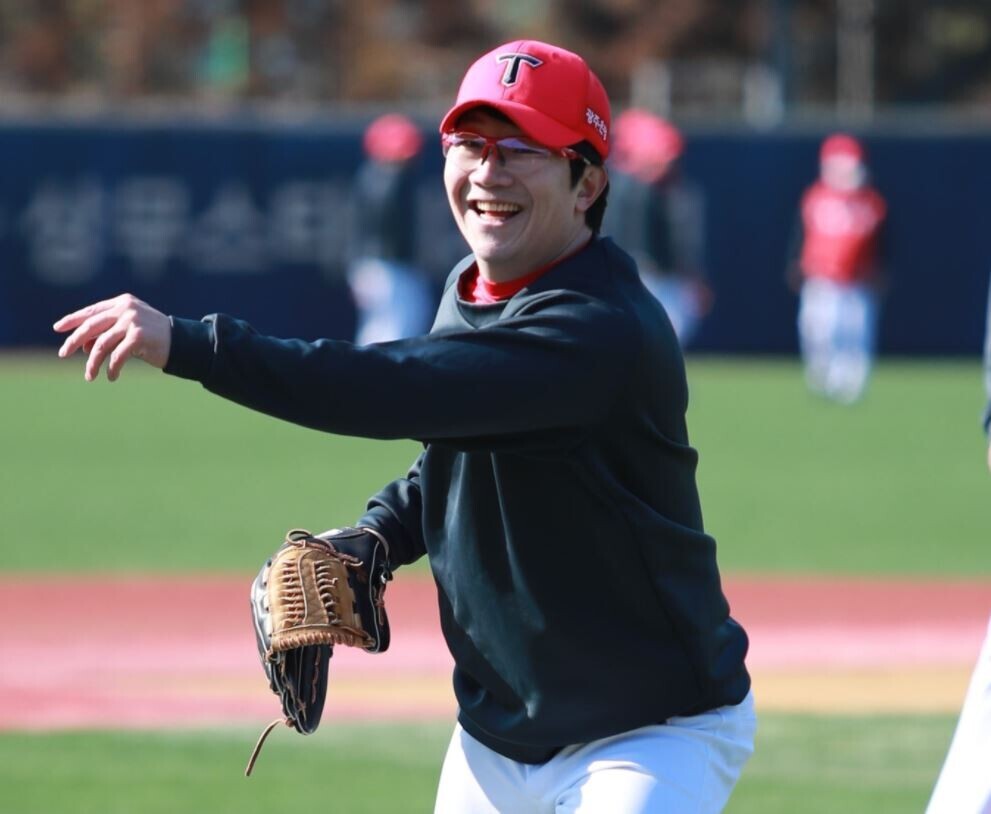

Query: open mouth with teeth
left=471, top=201, right=523, bottom=221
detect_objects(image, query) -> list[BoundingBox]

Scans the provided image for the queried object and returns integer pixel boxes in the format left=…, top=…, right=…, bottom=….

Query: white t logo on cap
left=496, top=53, right=543, bottom=86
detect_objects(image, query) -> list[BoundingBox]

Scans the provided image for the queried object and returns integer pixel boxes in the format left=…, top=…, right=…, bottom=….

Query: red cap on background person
left=611, top=108, right=683, bottom=183
left=820, top=133, right=865, bottom=162
left=363, top=113, right=423, bottom=162
left=439, top=40, right=611, bottom=161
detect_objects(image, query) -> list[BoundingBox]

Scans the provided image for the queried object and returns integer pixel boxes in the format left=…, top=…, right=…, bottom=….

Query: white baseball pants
left=434, top=691, right=756, bottom=813
left=798, top=277, right=877, bottom=404
left=641, top=273, right=704, bottom=349
left=926, top=615, right=991, bottom=814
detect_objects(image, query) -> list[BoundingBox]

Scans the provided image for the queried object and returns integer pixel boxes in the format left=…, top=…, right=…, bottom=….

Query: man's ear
left=575, top=165, right=608, bottom=214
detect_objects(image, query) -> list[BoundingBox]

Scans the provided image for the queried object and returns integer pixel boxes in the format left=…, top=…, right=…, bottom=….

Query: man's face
left=444, top=109, right=596, bottom=282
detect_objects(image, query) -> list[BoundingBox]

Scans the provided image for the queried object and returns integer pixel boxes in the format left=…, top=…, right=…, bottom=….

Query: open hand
left=53, top=294, right=171, bottom=381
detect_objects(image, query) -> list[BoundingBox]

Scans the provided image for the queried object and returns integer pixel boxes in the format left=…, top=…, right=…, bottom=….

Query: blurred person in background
left=601, top=109, right=711, bottom=348
left=924, top=274, right=991, bottom=814
left=788, top=133, right=888, bottom=404
left=347, top=112, right=436, bottom=344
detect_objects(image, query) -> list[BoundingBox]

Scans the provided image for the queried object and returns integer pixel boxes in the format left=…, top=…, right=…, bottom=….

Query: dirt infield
left=2, top=574, right=988, bottom=730
left=729, top=576, right=990, bottom=713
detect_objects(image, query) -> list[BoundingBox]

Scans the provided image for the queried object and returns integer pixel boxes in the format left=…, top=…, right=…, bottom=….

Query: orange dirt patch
left=2, top=574, right=988, bottom=730
left=726, top=575, right=990, bottom=714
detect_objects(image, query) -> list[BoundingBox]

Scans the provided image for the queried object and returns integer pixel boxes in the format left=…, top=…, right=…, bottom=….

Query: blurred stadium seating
left=1, top=1, right=990, bottom=356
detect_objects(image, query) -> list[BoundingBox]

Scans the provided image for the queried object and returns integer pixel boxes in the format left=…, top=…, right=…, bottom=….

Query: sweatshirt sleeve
left=356, top=451, right=427, bottom=569
left=163, top=292, right=639, bottom=445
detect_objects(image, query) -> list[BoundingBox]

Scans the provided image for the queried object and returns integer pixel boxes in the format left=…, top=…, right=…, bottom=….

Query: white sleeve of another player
left=925, top=615, right=991, bottom=814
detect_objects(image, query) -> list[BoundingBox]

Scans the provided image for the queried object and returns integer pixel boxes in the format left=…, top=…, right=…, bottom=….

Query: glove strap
left=244, top=717, right=292, bottom=777
left=355, top=525, right=392, bottom=566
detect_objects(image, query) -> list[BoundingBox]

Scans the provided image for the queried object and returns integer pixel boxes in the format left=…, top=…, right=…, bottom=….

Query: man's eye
left=453, top=136, right=486, bottom=151
left=501, top=140, right=545, bottom=157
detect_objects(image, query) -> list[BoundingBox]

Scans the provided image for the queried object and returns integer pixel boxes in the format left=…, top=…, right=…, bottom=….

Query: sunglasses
left=442, top=132, right=590, bottom=173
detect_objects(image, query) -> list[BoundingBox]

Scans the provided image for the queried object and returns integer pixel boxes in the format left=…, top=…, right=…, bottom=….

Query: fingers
left=86, top=321, right=132, bottom=382
left=54, top=293, right=172, bottom=380
left=57, top=311, right=118, bottom=360
left=106, top=324, right=145, bottom=382
left=52, top=297, right=122, bottom=334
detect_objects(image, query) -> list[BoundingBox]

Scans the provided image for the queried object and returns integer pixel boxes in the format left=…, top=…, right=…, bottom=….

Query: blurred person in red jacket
left=790, top=133, right=887, bottom=404
left=601, top=109, right=711, bottom=348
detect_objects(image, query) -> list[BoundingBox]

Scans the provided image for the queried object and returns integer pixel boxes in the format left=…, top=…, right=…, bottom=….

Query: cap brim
left=440, top=99, right=584, bottom=150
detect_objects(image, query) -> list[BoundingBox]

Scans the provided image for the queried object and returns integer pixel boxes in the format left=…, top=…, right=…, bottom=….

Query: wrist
left=356, top=525, right=391, bottom=566
left=320, top=526, right=394, bottom=576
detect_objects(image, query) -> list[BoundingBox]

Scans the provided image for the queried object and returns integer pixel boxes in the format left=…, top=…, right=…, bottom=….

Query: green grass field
left=0, top=715, right=956, bottom=813
left=3, top=353, right=986, bottom=574
left=2, top=353, right=985, bottom=812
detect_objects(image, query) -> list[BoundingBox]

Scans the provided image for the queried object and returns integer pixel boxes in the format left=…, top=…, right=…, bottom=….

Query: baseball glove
left=245, top=527, right=392, bottom=775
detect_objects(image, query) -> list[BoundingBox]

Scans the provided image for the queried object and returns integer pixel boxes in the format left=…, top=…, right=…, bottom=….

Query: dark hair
left=569, top=142, right=608, bottom=234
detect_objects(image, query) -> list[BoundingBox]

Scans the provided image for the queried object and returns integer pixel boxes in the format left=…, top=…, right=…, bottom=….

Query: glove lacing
left=244, top=717, right=291, bottom=777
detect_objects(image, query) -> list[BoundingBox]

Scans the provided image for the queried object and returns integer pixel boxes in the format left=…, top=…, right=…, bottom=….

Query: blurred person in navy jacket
left=347, top=113, right=436, bottom=344
left=601, top=109, right=711, bottom=348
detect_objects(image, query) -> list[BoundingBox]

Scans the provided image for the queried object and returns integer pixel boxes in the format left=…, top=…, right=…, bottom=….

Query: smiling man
left=54, top=40, right=754, bottom=813
left=443, top=108, right=604, bottom=284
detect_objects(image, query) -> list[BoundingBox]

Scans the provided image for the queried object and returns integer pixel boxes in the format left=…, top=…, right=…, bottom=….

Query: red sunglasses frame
left=441, top=132, right=589, bottom=166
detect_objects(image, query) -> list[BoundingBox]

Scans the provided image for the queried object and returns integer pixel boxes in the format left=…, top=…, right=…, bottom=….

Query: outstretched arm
left=53, top=294, right=171, bottom=381
left=57, top=288, right=637, bottom=447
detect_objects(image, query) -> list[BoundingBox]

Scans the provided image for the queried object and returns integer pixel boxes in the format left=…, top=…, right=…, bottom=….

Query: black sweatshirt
left=164, top=236, right=750, bottom=763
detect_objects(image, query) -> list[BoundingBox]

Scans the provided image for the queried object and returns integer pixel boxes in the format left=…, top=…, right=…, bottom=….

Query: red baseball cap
left=820, top=133, right=865, bottom=162
left=364, top=113, right=423, bottom=162
left=612, top=109, right=683, bottom=168
left=440, top=40, right=611, bottom=160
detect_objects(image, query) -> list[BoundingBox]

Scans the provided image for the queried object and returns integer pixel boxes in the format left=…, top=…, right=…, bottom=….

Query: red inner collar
left=458, top=240, right=591, bottom=304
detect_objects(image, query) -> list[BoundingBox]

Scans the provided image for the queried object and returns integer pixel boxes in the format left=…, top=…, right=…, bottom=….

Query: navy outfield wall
left=0, top=116, right=988, bottom=355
